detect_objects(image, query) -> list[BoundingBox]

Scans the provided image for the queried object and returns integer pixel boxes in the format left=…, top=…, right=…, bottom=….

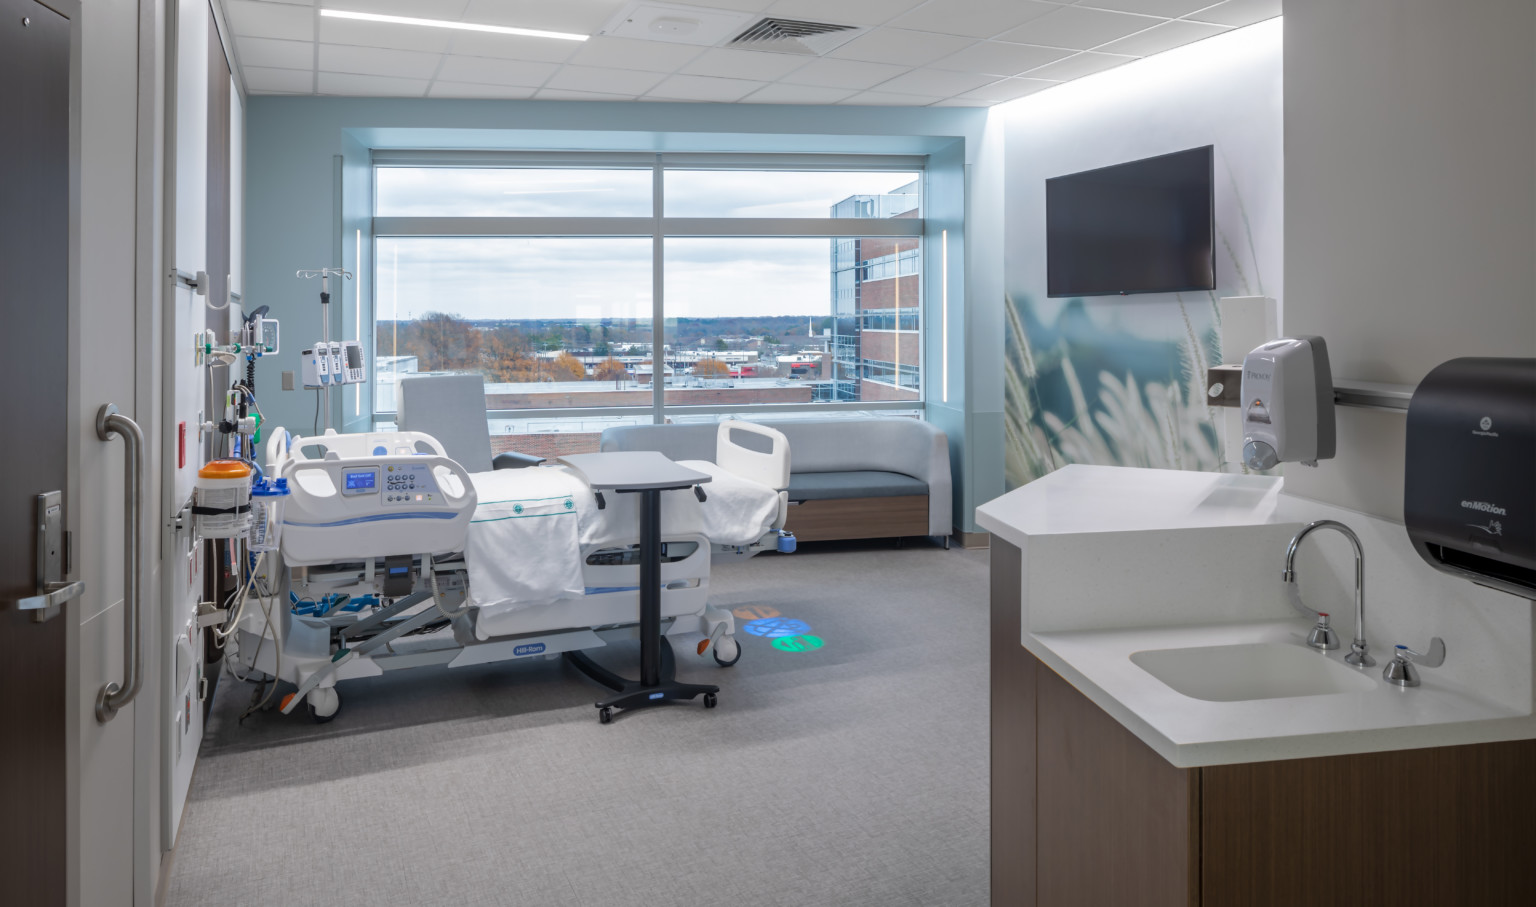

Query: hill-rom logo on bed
left=514, top=643, right=547, bottom=657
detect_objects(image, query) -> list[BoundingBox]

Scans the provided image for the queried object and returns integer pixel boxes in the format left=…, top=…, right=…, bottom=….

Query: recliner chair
left=396, top=373, right=543, bottom=470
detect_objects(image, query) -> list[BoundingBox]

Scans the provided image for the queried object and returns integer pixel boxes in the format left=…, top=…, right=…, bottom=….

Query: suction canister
left=1404, top=357, right=1536, bottom=598
left=194, top=459, right=253, bottom=539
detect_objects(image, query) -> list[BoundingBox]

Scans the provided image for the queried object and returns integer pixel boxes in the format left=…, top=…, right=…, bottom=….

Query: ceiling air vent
left=726, top=18, right=864, bottom=56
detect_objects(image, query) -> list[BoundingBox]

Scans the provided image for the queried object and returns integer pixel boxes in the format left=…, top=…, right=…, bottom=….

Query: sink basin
left=1131, top=642, right=1378, bottom=702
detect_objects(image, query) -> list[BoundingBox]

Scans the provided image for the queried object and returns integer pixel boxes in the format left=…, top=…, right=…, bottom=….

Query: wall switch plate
left=282, top=370, right=295, bottom=391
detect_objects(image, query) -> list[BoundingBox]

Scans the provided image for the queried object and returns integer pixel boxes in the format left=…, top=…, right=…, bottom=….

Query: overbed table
left=556, top=451, right=718, bottom=723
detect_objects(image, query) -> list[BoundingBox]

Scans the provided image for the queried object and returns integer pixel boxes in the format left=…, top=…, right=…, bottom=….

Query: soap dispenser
left=1240, top=336, right=1336, bottom=471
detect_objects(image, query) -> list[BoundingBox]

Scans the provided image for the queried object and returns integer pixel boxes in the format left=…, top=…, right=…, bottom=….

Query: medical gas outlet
left=1240, top=336, right=1337, bottom=471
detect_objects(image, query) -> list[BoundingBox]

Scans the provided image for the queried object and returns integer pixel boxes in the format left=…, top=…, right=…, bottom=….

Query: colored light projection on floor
left=732, top=605, right=780, bottom=621
left=771, top=635, right=824, bottom=653
left=741, top=617, right=811, bottom=639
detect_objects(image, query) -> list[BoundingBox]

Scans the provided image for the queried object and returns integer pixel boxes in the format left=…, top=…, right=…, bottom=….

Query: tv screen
left=1046, top=146, right=1214, bottom=298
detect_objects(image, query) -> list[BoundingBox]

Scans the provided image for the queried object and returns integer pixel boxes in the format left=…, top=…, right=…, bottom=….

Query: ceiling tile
left=544, top=64, right=667, bottom=94
left=444, top=32, right=586, bottom=63
left=324, top=0, right=471, bottom=17
left=427, top=80, right=539, bottom=98
left=1097, top=19, right=1227, bottom=56
left=1023, top=50, right=1136, bottom=80
left=435, top=54, right=558, bottom=87
left=956, top=76, right=1059, bottom=102
left=738, top=82, right=856, bottom=104
left=535, top=87, right=641, bottom=101
left=667, top=0, right=777, bottom=11
left=250, top=0, right=314, bottom=6
left=828, top=28, right=973, bottom=66
left=928, top=97, right=996, bottom=107
left=929, top=40, right=1073, bottom=77
left=891, top=0, right=1062, bottom=39
left=1074, top=0, right=1215, bottom=16
left=460, top=0, right=628, bottom=35
left=1184, top=0, right=1282, bottom=28
left=761, top=0, right=927, bottom=27
left=318, top=44, right=443, bottom=80
left=999, top=6, right=1157, bottom=50
left=647, top=74, right=765, bottom=101
left=839, top=89, right=943, bottom=106
left=318, top=18, right=455, bottom=54
left=317, top=71, right=429, bottom=96
left=566, top=36, right=705, bottom=72
left=241, top=65, right=315, bottom=94
left=679, top=47, right=811, bottom=81
left=236, top=36, right=313, bottom=71
left=223, top=1, right=316, bottom=42
left=782, top=57, right=906, bottom=90
left=871, top=67, right=999, bottom=97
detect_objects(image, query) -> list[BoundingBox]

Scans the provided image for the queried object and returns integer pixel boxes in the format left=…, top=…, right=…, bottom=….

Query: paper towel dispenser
left=1404, top=357, right=1536, bottom=599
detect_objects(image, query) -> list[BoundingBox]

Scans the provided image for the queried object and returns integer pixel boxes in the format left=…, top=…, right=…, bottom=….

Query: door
left=2, top=0, right=149, bottom=903
left=0, top=1, right=74, bottom=900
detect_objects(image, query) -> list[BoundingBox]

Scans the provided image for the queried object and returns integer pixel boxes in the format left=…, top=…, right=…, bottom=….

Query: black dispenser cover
left=1404, top=358, right=1536, bottom=598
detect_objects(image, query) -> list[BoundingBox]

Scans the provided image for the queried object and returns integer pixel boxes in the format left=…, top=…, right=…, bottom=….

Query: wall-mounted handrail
left=95, top=404, right=144, bottom=723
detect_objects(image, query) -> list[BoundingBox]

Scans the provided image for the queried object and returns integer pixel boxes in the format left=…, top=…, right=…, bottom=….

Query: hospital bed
left=223, top=420, right=792, bottom=722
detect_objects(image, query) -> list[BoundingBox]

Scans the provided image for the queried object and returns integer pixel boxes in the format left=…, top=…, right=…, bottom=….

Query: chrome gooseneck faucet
left=1283, top=519, right=1374, bottom=668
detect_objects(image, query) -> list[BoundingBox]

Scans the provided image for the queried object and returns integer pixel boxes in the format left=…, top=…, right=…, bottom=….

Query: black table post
left=638, top=487, right=661, bottom=687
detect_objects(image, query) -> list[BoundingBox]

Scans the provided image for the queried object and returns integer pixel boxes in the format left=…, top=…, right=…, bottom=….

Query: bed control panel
left=381, top=463, right=440, bottom=505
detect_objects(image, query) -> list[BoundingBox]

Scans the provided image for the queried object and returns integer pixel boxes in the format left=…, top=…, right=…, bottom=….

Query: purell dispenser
left=1404, top=358, right=1536, bottom=598
left=1240, top=336, right=1336, bottom=470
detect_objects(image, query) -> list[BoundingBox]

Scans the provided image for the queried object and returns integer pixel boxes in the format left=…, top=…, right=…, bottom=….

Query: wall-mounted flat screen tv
left=1046, top=145, right=1215, bottom=298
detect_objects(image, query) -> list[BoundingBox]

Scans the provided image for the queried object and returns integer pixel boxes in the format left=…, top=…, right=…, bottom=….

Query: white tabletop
left=557, top=451, right=712, bottom=491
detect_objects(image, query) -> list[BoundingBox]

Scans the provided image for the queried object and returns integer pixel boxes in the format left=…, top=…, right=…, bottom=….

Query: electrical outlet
left=282, top=370, right=295, bottom=391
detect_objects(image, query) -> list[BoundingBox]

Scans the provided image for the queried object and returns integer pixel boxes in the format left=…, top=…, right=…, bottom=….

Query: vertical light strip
left=652, top=155, right=665, bottom=425
left=355, top=229, right=362, bottom=417
left=941, top=229, right=949, bottom=403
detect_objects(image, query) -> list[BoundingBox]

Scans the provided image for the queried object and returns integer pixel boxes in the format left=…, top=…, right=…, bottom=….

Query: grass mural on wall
left=1004, top=166, right=1270, bottom=489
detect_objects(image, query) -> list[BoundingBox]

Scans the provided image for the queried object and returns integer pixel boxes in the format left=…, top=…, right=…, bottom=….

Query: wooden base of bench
left=782, top=495, right=929, bottom=542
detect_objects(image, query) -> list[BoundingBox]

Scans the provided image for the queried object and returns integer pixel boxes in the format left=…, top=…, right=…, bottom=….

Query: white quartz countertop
left=976, top=465, right=1536, bottom=768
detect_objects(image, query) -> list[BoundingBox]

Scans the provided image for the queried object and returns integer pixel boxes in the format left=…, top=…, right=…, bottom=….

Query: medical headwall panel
left=173, top=0, right=208, bottom=277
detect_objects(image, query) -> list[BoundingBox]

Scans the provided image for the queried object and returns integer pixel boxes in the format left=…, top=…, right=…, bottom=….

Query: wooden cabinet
left=991, top=540, right=1536, bottom=906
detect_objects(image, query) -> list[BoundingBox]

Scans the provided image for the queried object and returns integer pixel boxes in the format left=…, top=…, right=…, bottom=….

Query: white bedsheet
left=463, top=467, right=590, bottom=611
left=462, top=459, right=780, bottom=616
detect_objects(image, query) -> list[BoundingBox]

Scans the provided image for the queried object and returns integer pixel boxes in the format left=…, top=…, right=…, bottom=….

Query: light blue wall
left=244, top=96, right=1003, bottom=530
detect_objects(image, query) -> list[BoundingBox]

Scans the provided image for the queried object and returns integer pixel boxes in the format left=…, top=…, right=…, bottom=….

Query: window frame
left=371, top=151, right=927, bottom=426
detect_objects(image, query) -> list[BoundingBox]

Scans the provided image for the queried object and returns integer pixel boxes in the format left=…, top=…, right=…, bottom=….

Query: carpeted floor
left=163, top=541, right=991, bottom=907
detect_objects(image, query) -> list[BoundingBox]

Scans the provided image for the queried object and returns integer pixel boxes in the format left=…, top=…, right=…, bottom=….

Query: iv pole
left=297, top=268, right=352, bottom=433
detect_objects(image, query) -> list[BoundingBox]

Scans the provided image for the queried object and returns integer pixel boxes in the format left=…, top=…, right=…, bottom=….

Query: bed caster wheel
left=712, top=637, right=741, bottom=668
left=599, top=707, right=613, bottom=724
left=307, top=687, right=340, bottom=724
left=703, top=692, right=718, bottom=709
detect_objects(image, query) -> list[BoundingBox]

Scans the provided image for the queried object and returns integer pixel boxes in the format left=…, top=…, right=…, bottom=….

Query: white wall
left=1282, top=0, right=1536, bottom=518
left=1000, top=21, right=1284, bottom=488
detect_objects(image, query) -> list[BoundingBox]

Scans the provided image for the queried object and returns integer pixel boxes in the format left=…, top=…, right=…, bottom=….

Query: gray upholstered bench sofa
left=600, top=418, right=952, bottom=546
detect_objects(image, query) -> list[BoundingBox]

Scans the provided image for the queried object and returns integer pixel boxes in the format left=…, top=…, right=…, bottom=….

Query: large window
left=372, top=154, right=925, bottom=455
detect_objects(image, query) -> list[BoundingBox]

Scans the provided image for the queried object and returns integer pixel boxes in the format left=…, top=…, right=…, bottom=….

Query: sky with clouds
left=374, top=168, right=918, bottom=321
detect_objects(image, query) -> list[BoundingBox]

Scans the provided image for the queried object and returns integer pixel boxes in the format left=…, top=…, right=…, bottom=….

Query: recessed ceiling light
left=319, top=9, right=589, bottom=42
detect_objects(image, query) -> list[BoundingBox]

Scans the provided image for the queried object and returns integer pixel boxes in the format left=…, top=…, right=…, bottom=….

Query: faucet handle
left=1383, top=637, right=1446, bottom=687
left=1286, top=582, right=1341, bottom=649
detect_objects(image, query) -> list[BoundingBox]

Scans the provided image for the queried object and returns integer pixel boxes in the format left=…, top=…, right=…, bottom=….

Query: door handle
left=95, top=404, right=145, bottom=724
left=5, top=581, right=85, bottom=612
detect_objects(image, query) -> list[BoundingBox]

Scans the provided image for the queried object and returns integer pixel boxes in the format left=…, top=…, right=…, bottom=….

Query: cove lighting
left=319, top=9, right=589, bottom=42
left=941, top=229, right=949, bottom=403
